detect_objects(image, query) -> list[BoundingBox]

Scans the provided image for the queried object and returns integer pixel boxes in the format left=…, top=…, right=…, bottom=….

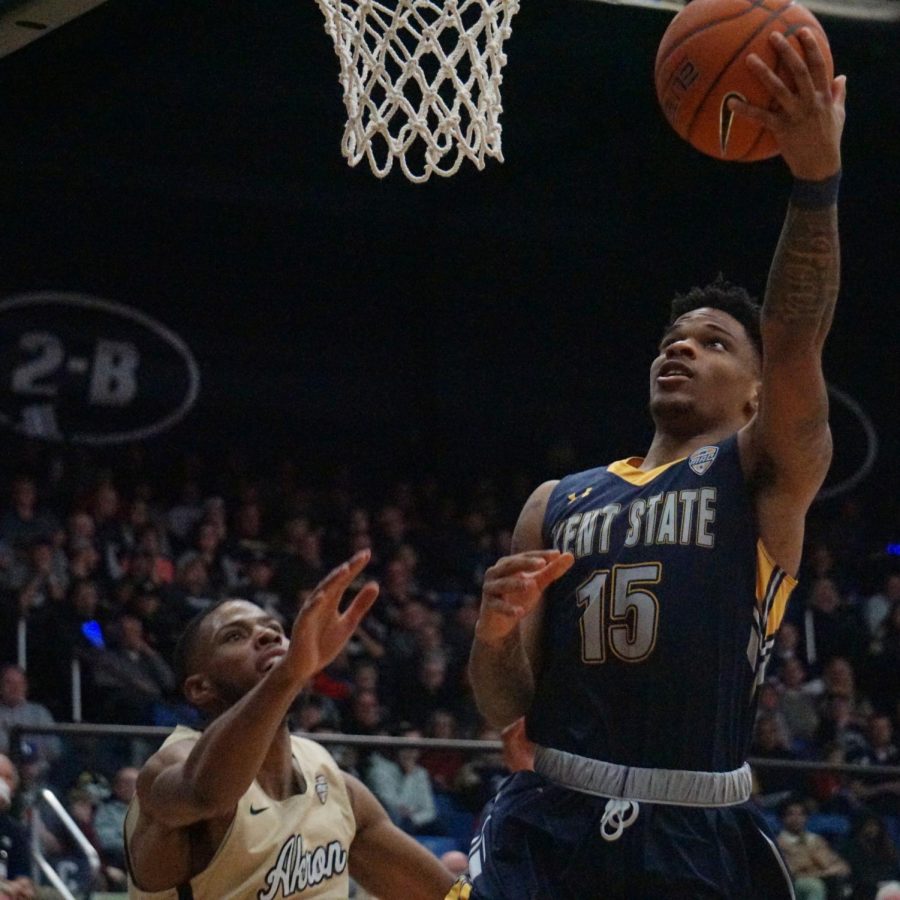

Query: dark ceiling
left=0, top=0, right=896, bottom=527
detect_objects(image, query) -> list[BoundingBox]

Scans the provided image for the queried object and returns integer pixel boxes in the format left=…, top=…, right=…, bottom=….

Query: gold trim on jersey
left=748, top=541, right=798, bottom=691
left=606, top=455, right=687, bottom=486
left=756, top=540, right=798, bottom=635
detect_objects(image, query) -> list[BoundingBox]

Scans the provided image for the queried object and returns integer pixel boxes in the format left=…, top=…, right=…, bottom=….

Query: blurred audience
left=803, top=578, right=865, bottom=673
left=0, top=753, right=41, bottom=900
left=848, top=715, right=900, bottom=818
left=777, top=798, right=851, bottom=900
left=365, top=725, right=440, bottom=835
left=750, top=713, right=802, bottom=808
left=419, top=709, right=466, bottom=792
left=93, top=766, right=137, bottom=871
left=778, top=657, right=822, bottom=749
left=0, top=452, right=898, bottom=896
left=0, top=666, right=60, bottom=771
left=843, top=814, right=900, bottom=900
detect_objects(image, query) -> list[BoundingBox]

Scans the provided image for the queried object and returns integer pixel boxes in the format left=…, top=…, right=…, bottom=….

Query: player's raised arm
left=731, top=29, right=846, bottom=568
left=138, top=552, right=379, bottom=827
left=468, top=481, right=573, bottom=727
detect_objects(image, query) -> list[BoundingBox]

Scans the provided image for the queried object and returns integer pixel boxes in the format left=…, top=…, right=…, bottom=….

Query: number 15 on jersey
left=576, top=563, right=661, bottom=664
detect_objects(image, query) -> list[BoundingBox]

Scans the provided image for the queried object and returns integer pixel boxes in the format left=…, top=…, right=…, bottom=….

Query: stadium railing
left=8, top=724, right=900, bottom=897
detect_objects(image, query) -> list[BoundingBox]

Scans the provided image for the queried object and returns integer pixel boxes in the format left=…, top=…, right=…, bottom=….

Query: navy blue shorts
left=468, top=772, right=795, bottom=900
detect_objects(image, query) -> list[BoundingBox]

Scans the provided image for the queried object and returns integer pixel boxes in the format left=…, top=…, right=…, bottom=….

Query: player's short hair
left=668, top=274, right=763, bottom=360
left=172, top=600, right=231, bottom=693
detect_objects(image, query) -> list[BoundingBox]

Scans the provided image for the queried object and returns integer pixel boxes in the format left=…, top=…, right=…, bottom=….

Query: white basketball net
left=316, top=0, right=520, bottom=183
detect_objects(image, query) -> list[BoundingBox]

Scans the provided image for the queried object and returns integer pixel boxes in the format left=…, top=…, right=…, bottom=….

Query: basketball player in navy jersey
left=125, top=550, right=467, bottom=899
left=468, top=29, right=845, bottom=900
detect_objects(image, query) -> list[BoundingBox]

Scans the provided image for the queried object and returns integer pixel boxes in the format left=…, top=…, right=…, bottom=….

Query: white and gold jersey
left=125, top=727, right=356, bottom=899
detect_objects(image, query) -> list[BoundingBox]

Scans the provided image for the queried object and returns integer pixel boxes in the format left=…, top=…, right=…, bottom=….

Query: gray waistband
left=533, top=745, right=752, bottom=807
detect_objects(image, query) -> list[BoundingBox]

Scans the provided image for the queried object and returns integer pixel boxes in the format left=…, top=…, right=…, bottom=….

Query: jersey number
left=576, top=563, right=661, bottom=663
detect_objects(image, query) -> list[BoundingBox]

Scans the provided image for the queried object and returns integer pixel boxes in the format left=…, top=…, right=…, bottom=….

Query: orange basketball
left=655, top=0, right=833, bottom=162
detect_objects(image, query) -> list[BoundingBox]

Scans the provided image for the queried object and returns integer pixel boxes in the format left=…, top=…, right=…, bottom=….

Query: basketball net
left=316, top=0, right=520, bottom=183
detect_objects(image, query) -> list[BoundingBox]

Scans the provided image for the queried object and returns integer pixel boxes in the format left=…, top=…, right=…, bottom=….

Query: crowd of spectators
left=0, top=446, right=898, bottom=897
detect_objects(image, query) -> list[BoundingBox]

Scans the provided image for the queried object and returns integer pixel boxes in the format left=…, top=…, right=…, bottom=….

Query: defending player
left=124, top=549, right=466, bottom=900
left=468, top=29, right=845, bottom=899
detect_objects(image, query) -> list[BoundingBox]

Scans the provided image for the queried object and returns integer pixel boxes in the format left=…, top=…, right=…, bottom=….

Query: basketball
left=655, top=0, right=833, bottom=162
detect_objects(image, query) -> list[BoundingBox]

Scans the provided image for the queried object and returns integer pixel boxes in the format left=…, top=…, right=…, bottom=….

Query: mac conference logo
left=0, top=291, right=200, bottom=445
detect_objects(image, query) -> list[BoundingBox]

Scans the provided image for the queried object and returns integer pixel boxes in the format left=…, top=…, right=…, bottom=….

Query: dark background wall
left=0, top=0, right=896, bottom=529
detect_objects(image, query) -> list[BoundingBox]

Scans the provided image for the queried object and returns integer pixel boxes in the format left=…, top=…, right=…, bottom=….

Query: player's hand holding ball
left=475, top=550, right=574, bottom=648
left=730, top=28, right=845, bottom=179
left=655, top=0, right=844, bottom=171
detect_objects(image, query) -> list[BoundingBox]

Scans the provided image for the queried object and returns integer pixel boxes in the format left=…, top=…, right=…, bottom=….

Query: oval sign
left=0, top=291, right=200, bottom=445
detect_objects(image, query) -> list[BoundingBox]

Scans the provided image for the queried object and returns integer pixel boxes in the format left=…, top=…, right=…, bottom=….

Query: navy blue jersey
left=527, top=435, right=796, bottom=773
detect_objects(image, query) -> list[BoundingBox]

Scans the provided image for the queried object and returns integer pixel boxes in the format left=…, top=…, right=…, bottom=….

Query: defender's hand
left=284, top=550, right=379, bottom=684
left=729, top=28, right=846, bottom=181
left=475, top=550, right=574, bottom=648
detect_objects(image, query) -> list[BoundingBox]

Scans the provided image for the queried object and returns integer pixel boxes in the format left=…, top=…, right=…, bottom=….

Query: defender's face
left=649, top=308, right=761, bottom=436
left=189, top=601, right=288, bottom=709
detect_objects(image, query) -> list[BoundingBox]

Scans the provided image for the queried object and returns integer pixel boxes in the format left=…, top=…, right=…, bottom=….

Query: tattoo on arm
left=764, top=203, right=839, bottom=334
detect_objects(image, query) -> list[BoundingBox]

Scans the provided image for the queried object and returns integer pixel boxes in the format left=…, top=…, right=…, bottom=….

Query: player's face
left=649, top=308, right=761, bottom=437
left=190, top=600, right=288, bottom=710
